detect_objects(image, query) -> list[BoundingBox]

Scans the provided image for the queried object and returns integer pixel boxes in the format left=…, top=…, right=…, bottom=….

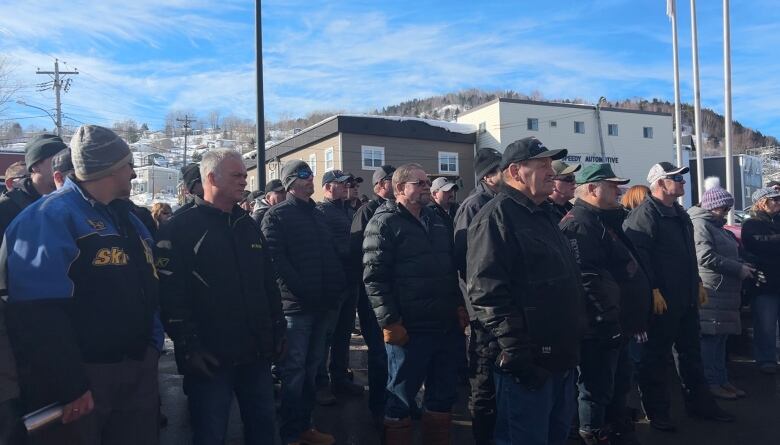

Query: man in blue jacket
left=1, top=125, right=163, bottom=444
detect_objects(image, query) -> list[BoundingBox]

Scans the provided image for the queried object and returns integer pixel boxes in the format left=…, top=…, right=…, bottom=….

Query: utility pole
left=36, top=59, right=78, bottom=137
left=255, top=0, right=266, bottom=191
left=176, top=115, right=195, bottom=167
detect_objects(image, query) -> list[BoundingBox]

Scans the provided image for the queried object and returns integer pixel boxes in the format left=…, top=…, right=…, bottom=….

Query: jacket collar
left=647, top=195, right=685, bottom=218
left=475, top=180, right=498, bottom=198
left=286, top=192, right=316, bottom=209
left=501, top=183, right=547, bottom=214
left=192, top=196, right=245, bottom=219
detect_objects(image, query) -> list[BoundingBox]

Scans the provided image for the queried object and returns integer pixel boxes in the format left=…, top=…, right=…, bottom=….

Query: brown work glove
left=698, top=282, right=709, bottom=307
left=652, top=289, right=668, bottom=315
left=383, top=322, right=409, bottom=346
left=457, top=306, right=469, bottom=332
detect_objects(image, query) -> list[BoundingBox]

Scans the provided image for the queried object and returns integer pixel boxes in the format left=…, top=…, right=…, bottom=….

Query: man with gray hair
left=262, top=160, right=345, bottom=445
left=2, top=125, right=163, bottom=444
left=624, top=162, right=734, bottom=432
left=157, top=148, right=285, bottom=444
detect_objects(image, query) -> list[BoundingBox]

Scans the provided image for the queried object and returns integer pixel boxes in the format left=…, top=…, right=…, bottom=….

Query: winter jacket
left=548, top=199, right=573, bottom=222
left=316, top=198, right=353, bottom=266
left=741, top=210, right=780, bottom=295
left=1, top=179, right=161, bottom=405
left=363, top=200, right=462, bottom=333
left=0, top=178, right=41, bottom=234
left=0, top=301, right=18, bottom=404
left=467, top=184, right=585, bottom=373
left=156, top=198, right=284, bottom=369
left=560, top=200, right=652, bottom=338
left=453, top=181, right=497, bottom=317
left=688, top=206, right=743, bottom=335
left=350, top=196, right=387, bottom=284
left=251, top=197, right=273, bottom=225
left=262, top=194, right=346, bottom=314
left=428, top=201, right=459, bottom=236
left=623, top=196, right=700, bottom=312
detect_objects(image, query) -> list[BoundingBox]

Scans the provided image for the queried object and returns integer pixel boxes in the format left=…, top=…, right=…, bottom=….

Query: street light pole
left=16, top=100, right=58, bottom=131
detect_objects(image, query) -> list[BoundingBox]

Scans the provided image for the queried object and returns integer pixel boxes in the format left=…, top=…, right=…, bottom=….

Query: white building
left=457, top=98, right=674, bottom=186
left=131, top=165, right=180, bottom=196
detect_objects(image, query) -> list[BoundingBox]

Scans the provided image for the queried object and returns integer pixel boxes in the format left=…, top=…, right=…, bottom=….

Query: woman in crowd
left=742, top=187, right=780, bottom=374
left=151, top=202, right=173, bottom=229
left=621, top=184, right=650, bottom=211
left=689, top=187, right=754, bottom=399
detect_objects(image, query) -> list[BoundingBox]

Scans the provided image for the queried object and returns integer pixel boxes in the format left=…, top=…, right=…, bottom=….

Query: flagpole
left=691, top=0, right=705, bottom=201
left=723, top=0, right=735, bottom=224
left=669, top=0, right=684, bottom=204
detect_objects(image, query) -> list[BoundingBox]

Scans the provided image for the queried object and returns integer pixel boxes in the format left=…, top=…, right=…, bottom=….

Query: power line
left=35, top=59, right=79, bottom=136
left=176, top=115, right=196, bottom=165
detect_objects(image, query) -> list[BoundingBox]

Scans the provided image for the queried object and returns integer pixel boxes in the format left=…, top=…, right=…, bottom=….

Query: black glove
left=495, top=350, right=551, bottom=390
left=0, top=398, right=27, bottom=445
left=184, top=349, right=221, bottom=378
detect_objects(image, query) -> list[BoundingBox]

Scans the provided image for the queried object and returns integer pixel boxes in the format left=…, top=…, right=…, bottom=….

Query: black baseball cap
left=322, top=169, right=350, bottom=186
left=499, top=137, right=566, bottom=170
left=372, top=165, right=396, bottom=185
left=265, top=179, right=284, bottom=192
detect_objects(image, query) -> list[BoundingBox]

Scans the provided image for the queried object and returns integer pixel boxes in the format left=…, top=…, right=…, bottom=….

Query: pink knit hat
left=700, top=186, right=734, bottom=211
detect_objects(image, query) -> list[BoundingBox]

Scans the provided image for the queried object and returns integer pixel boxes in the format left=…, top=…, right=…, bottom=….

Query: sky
left=1, top=0, right=778, bottom=141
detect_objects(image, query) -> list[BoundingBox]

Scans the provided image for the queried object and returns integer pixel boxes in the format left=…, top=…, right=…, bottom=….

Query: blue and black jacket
left=0, top=178, right=162, bottom=405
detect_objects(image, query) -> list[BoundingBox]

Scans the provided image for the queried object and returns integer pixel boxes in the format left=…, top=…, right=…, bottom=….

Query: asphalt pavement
left=159, top=335, right=780, bottom=445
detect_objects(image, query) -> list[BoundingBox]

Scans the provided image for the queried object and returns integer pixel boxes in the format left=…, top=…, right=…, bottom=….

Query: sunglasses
left=665, top=174, right=685, bottom=183
left=291, top=169, right=313, bottom=179
left=405, top=179, right=432, bottom=187
left=555, top=175, right=576, bottom=183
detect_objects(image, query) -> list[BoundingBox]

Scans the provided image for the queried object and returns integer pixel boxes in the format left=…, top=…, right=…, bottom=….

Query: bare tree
left=0, top=57, right=21, bottom=116
left=208, top=110, right=221, bottom=131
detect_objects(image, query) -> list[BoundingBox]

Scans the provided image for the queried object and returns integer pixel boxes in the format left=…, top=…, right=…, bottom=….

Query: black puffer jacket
left=0, top=178, right=40, bottom=234
left=157, top=198, right=284, bottom=368
left=623, top=196, right=700, bottom=312
left=363, top=200, right=462, bottom=333
left=742, top=210, right=780, bottom=294
left=467, top=185, right=585, bottom=373
left=317, top=198, right=353, bottom=265
left=560, top=200, right=652, bottom=337
left=251, top=197, right=272, bottom=225
left=428, top=201, right=459, bottom=236
left=350, top=196, right=387, bottom=284
left=262, top=194, right=346, bottom=314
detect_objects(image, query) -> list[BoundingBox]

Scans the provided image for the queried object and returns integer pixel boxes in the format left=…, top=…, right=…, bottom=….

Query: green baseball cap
left=577, top=163, right=630, bottom=185
left=552, top=160, right=581, bottom=176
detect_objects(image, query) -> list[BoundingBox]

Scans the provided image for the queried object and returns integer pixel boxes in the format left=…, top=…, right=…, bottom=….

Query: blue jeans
left=356, top=288, right=388, bottom=416
left=752, top=294, right=780, bottom=366
left=493, top=368, right=576, bottom=445
left=701, top=334, right=729, bottom=385
left=279, top=312, right=332, bottom=442
left=385, top=330, right=463, bottom=419
left=577, top=340, right=633, bottom=434
left=184, top=359, right=277, bottom=445
left=316, top=309, right=339, bottom=388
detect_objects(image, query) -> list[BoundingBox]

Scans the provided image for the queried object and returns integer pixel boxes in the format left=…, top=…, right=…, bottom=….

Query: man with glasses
left=3, top=162, right=26, bottom=193
left=363, top=163, right=467, bottom=444
left=624, top=162, right=734, bottom=432
left=548, top=160, right=581, bottom=222
left=468, top=137, right=584, bottom=445
left=261, top=160, right=346, bottom=445
left=349, top=165, right=395, bottom=425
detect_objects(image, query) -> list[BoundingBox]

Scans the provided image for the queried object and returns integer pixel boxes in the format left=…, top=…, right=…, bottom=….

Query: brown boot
left=383, top=417, right=412, bottom=445
left=422, top=411, right=452, bottom=445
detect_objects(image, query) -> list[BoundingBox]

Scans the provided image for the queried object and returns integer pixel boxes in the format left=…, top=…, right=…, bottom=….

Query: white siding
left=456, top=101, right=502, bottom=150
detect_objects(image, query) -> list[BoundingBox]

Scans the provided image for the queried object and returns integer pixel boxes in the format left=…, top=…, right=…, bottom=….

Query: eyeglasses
left=292, top=169, right=313, bottom=179
left=665, top=175, right=685, bottom=183
left=555, top=175, right=576, bottom=183
left=405, top=179, right=432, bottom=187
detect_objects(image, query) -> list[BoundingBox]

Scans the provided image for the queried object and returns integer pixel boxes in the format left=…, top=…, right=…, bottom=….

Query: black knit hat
left=474, top=147, right=501, bottom=179
left=181, top=163, right=201, bottom=192
left=25, top=134, right=67, bottom=172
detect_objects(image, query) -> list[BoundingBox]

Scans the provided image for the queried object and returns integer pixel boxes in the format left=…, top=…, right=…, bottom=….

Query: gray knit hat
left=700, top=187, right=734, bottom=211
left=70, top=125, right=132, bottom=181
left=280, top=160, right=312, bottom=190
left=51, top=148, right=74, bottom=174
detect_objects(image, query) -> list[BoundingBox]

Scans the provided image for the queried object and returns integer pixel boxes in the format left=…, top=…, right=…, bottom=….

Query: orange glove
left=457, top=306, right=470, bottom=332
left=698, top=282, right=709, bottom=306
left=383, top=322, right=409, bottom=346
left=652, top=289, right=668, bottom=315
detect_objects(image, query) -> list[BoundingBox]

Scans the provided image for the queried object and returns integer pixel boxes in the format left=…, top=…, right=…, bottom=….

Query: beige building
left=248, top=115, right=477, bottom=202
left=457, top=98, right=674, bottom=186
left=132, top=165, right=180, bottom=196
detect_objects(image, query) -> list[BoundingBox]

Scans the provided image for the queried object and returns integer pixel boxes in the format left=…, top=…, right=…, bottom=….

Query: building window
left=439, top=152, right=459, bottom=174
left=361, top=146, right=385, bottom=170
left=527, top=118, right=539, bottom=131
left=325, top=147, right=334, bottom=171
left=608, top=124, right=619, bottom=136
left=309, top=153, right=317, bottom=175
left=478, top=122, right=486, bottom=133
left=550, top=120, right=557, bottom=128
left=643, top=127, right=654, bottom=139
left=574, top=121, right=585, bottom=134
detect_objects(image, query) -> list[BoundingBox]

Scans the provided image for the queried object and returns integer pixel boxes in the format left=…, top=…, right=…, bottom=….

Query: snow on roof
left=339, top=114, right=477, bottom=134
left=134, top=165, right=180, bottom=173
left=1, top=143, right=26, bottom=153
left=130, top=193, right=179, bottom=209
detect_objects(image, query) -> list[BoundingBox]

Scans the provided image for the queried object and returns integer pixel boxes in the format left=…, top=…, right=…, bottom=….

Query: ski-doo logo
left=93, top=247, right=129, bottom=266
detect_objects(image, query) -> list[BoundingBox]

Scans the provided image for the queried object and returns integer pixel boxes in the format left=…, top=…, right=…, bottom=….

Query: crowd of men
left=0, top=125, right=777, bottom=445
